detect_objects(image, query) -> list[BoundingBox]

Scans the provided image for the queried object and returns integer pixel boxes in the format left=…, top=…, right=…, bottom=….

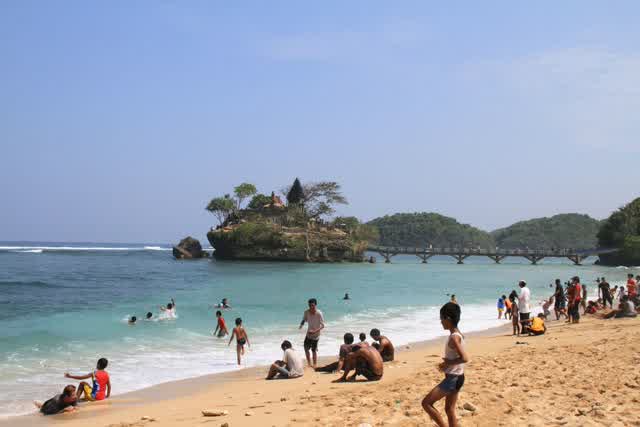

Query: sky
left=1, top=1, right=639, bottom=244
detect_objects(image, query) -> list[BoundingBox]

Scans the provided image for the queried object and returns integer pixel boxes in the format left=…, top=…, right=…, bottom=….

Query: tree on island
left=248, top=193, right=272, bottom=210
left=206, top=194, right=235, bottom=225
left=597, top=197, right=640, bottom=265
left=233, top=182, right=257, bottom=210
left=286, top=178, right=305, bottom=205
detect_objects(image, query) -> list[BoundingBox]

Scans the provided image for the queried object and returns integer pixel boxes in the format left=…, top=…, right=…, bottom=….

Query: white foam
left=0, top=246, right=171, bottom=252
left=9, top=249, right=43, bottom=253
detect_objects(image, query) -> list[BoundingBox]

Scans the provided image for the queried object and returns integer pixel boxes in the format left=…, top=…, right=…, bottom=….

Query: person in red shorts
left=65, top=358, right=111, bottom=402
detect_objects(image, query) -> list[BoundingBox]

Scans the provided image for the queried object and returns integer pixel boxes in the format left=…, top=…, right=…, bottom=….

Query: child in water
left=422, top=302, right=469, bottom=427
left=213, top=310, right=229, bottom=337
left=228, top=317, right=250, bottom=365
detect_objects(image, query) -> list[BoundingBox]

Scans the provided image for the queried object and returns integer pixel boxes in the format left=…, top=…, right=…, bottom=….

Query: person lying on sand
left=333, top=346, right=383, bottom=382
left=266, top=340, right=304, bottom=379
left=422, top=302, right=469, bottom=427
left=315, top=333, right=356, bottom=373
left=34, top=385, right=78, bottom=415
left=370, top=328, right=394, bottom=362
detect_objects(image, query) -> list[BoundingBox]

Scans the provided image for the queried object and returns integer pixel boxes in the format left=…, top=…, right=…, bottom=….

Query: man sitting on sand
left=604, top=295, right=638, bottom=319
left=316, top=333, right=356, bottom=373
left=334, top=346, right=383, bottom=382
left=370, top=328, right=394, bottom=362
left=266, top=340, right=304, bottom=379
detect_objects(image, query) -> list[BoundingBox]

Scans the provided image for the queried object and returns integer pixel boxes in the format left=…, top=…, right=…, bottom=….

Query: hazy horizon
left=2, top=2, right=639, bottom=244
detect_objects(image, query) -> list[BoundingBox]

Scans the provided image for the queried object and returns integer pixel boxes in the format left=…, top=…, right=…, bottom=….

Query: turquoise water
left=0, top=242, right=635, bottom=417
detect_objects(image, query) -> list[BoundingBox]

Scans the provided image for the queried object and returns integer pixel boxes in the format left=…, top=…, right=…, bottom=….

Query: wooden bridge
left=366, top=246, right=619, bottom=265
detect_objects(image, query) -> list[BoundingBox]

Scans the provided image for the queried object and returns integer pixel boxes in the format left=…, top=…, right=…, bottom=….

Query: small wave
left=0, top=246, right=170, bottom=253
left=0, top=280, right=52, bottom=289
left=9, top=249, right=43, bottom=254
left=615, top=266, right=629, bottom=269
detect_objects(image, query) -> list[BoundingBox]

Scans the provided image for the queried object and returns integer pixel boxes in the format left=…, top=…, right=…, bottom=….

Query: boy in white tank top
left=422, top=302, right=469, bottom=427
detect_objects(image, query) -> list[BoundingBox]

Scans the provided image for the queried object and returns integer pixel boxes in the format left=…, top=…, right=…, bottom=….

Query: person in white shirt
left=299, top=298, right=325, bottom=368
left=518, top=281, right=531, bottom=334
left=266, top=340, right=304, bottom=379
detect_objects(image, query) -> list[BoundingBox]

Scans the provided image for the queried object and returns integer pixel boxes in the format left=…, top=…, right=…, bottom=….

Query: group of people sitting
left=266, top=329, right=395, bottom=382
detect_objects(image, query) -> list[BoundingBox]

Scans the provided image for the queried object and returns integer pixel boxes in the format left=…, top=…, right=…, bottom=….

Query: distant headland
left=173, top=180, right=640, bottom=266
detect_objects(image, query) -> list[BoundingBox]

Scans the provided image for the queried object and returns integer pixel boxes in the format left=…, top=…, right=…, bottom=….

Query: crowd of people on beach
left=34, top=273, right=640, bottom=425
left=497, top=273, right=640, bottom=337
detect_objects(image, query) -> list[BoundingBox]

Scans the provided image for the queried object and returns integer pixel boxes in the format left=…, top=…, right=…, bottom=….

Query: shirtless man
left=334, top=346, right=383, bottom=382
left=370, top=328, right=395, bottom=362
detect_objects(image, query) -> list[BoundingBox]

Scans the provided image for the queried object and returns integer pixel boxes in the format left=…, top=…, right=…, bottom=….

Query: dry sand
left=6, top=315, right=640, bottom=426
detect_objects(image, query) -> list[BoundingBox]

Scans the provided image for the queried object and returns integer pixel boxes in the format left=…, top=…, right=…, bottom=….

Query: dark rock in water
left=173, top=236, right=204, bottom=260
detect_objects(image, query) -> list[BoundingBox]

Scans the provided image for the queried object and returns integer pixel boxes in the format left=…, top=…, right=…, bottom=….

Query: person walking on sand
left=627, top=274, right=638, bottom=299
left=228, top=317, right=250, bottom=365
left=299, top=298, right=325, bottom=368
left=422, top=302, right=469, bottom=427
left=518, top=281, right=531, bottom=334
left=599, top=277, right=613, bottom=309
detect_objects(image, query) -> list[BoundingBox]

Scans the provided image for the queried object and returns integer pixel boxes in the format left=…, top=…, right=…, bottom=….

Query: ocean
left=0, top=242, right=635, bottom=418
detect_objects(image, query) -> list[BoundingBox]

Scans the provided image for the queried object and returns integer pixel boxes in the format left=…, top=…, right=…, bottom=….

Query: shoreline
left=5, top=316, right=640, bottom=426
left=2, top=323, right=511, bottom=425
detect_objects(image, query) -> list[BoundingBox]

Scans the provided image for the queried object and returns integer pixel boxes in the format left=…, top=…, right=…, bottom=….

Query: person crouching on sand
left=333, top=346, right=383, bottom=382
left=228, top=317, right=250, bottom=365
left=528, top=313, right=547, bottom=336
left=422, top=302, right=469, bottom=427
left=266, top=340, right=304, bottom=379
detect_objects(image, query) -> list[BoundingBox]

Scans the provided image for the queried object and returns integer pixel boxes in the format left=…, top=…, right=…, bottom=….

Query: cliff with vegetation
left=367, top=212, right=494, bottom=249
left=491, top=214, right=601, bottom=250
left=204, top=179, right=373, bottom=262
left=597, top=197, right=640, bottom=266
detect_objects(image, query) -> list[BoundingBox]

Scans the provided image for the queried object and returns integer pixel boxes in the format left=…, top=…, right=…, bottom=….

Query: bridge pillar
left=452, top=254, right=469, bottom=264
left=488, top=255, right=506, bottom=264
left=417, top=253, right=434, bottom=264
left=525, top=255, right=544, bottom=265
left=567, top=255, right=583, bottom=266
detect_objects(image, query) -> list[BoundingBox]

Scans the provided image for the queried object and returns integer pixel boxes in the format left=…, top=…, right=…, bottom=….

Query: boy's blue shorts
left=437, top=374, right=465, bottom=394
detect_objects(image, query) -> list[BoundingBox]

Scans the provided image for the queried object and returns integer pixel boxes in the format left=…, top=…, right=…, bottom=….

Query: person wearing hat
left=518, top=280, right=531, bottom=334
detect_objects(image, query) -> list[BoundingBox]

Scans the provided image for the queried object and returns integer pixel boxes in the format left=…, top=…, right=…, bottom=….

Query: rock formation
left=173, top=236, right=207, bottom=260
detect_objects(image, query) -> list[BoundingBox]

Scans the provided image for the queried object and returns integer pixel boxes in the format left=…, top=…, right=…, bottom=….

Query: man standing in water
left=299, top=298, right=325, bottom=368
left=518, top=281, right=531, bottom=334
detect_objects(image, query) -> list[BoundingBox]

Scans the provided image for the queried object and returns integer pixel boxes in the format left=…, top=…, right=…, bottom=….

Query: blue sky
left=1, top=1, right=639, bottom=243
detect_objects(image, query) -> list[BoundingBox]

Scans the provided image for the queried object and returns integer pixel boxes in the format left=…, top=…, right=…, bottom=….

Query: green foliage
left=302, top=181, right=348, bottom=219
left=597, top=197, right=640, bottom=265
left=367, top=212, right=494, bottom=249
left=233, top=183, right=257, bottom=209
left=248, top=193, right=272, bottom=210
left=223, top=223, right=285, bottom=248
left=286, top=178, right=305, bottom=205
left=333, top=216, right=379, bottom=244
left=206, top=194, right=235, bottom=224
left=492, top=214, right=601, bottom=250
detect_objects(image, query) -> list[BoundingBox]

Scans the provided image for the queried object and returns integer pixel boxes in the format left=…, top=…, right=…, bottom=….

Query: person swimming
left=128, top=316, right=137, bottom=324
left=216, top=298, right=231, bottom=309
left=159, top=298, right=177, bottom=320
left=343, top=293, right=350, bottom=300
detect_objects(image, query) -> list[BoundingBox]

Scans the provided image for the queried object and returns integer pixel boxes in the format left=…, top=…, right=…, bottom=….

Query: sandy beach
left=5, top=314, right=640, bottom=427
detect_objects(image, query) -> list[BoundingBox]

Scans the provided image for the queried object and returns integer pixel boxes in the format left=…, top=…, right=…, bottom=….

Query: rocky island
left=203, top=179, right=376, bottom=262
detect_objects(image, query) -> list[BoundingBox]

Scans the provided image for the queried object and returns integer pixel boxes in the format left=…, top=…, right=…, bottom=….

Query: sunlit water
left=0, top=242, right=636, bottom=417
